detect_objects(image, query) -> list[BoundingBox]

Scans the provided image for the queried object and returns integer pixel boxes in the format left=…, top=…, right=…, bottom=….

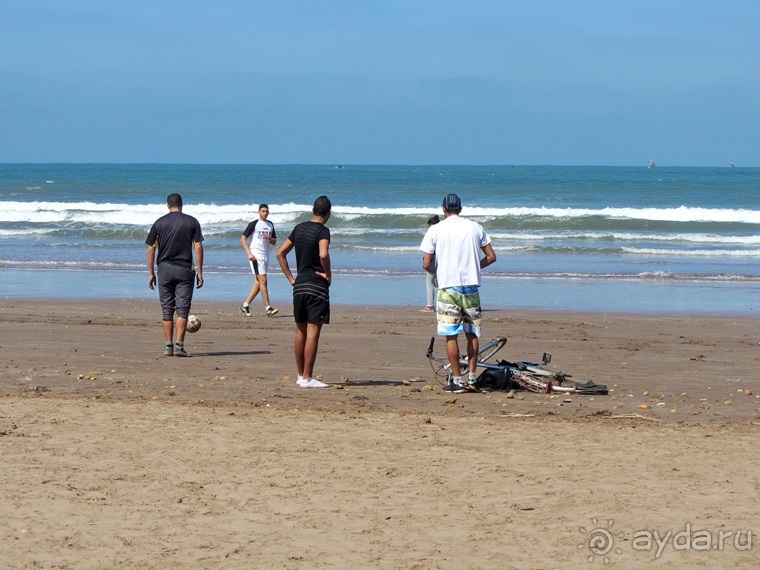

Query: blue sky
left=1, top=1, right=758, bottom=166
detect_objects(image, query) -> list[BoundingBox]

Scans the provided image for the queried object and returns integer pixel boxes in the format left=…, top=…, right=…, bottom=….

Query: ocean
left=1, top=163, right=759, bottom=315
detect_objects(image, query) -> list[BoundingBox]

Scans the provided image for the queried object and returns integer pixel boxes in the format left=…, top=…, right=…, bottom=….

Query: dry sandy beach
left=1, top=299, right=758, bottom=569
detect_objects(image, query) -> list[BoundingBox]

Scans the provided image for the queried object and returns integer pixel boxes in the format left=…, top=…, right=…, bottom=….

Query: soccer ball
left=186, top=314, right=202, bottom=333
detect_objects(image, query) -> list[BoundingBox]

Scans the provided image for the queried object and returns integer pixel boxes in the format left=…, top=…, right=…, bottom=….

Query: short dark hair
left=258, top=204, right=269, bottom=211
left=313, top=195, right=332, bottom=217
left=167, top=193, right=183, bottom=208
left=427, top=214, right=440, bottom=225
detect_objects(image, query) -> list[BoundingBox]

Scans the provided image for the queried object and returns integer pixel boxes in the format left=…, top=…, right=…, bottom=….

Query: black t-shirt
left=145, top=211, right=204, bottom=268
left=288, top=221, right=330, bottom=285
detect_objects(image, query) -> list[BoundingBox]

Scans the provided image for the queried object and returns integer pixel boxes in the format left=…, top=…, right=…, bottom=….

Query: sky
left=1, top=1, right=759, bottom=166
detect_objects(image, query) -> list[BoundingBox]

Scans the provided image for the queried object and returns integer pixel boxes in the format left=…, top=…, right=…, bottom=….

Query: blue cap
left=442, top=193, right=461, bottom=211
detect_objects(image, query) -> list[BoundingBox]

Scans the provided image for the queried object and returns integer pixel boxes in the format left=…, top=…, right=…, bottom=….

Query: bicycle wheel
left=478, top=337, right=507, bottom=363
left=457, top=337, right=508, bottom=375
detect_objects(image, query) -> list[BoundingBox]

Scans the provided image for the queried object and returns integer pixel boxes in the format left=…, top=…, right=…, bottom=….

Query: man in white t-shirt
left=420, top=193, right=497, bottom=393
left=240, top=204, right=279, bottom=317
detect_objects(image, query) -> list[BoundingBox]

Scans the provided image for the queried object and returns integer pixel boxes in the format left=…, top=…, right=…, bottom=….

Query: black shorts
left=292, top=282, right=330, bottom=324
left=157, top=262, right=195, bottom=320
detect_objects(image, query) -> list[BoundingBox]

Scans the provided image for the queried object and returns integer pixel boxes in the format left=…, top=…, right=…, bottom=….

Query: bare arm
left=422, top=252, right=436, bottom=274
left=276, top=238, right=296, bottom=285
left=318, top=238, right=331, bottom=284
left=194, top=242, right=204, bottom=288
left=147, top=245, right=157, bottom=289
left=480, top=243, right=496, bottom=269
left=240, top=234, right=255, bottom=260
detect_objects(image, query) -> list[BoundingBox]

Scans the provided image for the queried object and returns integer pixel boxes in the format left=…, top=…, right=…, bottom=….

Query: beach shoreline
left=2, top=268, right=759, bottom=316
left=2, top=298, right=759, bottom=568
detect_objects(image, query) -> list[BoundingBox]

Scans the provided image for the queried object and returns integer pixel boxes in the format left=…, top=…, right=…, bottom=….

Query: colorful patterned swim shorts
left=435, top=285, right=482, bottom=337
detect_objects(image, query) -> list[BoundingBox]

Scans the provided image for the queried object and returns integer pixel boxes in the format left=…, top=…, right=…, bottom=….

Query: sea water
left=1, top=163, right=759, bottom=314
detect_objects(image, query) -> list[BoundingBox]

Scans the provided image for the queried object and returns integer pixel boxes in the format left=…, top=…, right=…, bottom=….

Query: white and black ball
left=186, top=314, right=202, bottom=333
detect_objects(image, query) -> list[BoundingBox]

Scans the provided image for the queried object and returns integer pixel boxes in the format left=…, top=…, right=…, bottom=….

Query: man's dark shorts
left=293, top=282, right=330, bottom=325
left=158, top=262, right=196, bottom=320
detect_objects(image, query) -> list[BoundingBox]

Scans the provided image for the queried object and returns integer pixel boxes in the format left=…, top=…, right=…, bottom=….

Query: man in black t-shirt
left=276, top=196, right=332, bottom=388
left=146, top=193, right=204, bottom=357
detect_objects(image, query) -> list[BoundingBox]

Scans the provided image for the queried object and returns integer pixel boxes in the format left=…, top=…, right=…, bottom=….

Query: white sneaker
left=300, top=378, right=329, bottom=388
left=296, top=376, right=306, bottom=386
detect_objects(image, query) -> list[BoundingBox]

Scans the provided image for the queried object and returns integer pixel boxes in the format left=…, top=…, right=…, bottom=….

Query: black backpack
left=476, top=366, right=514, bottom=390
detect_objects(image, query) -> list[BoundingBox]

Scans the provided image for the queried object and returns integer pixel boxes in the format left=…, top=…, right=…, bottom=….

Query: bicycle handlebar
left=427, top=336, right=435, bottom=357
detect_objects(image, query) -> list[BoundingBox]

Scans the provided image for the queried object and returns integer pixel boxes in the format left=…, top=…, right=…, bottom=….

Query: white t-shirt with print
left=243, top=219, right=276, bottom=258
left=420, top=215, right=491, bottom=289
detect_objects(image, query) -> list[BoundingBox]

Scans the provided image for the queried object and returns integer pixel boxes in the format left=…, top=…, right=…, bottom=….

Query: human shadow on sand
left=339, top=379, right=410, bottom=387
left=190, top=350, right=273, bottom=357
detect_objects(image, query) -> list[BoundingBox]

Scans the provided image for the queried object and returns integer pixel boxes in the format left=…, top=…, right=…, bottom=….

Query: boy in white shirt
left=240, top=204, right=279, bottom=317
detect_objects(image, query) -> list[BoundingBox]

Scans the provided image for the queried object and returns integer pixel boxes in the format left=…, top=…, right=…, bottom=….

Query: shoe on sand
left=164, top=343, right=174, bottom=356
left=300, top=378, right=329, bottom=388
left=443, top=381, right=467, bottom=394
left=240, top=305, right=252, bottom=317
left=174, top=343, right=190, bottom=357
left=266, top=307, right=279, bottom=317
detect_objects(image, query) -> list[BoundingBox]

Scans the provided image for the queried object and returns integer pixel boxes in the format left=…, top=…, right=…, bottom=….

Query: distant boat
left=647, top=159, right=656, bottom=169
left=335, top=165, right=345, bottom=169
left=728, top=161, right=735, bottom=168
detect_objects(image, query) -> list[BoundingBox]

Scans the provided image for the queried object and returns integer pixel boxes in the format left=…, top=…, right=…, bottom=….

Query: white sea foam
left=4, top=200, right=759, bottom=225
left=622, top=247, right=760, bottom=258
left=350, top=245, right=421, bottom=253
left=466, top=205, right=760, bottom=224
left=0, top=228, right=57, bottom=237
left=0, top=201, right=312, bottom=226
left=0, top=259, right=135, bottom=269
left=488, top=231, right=760, bottom=245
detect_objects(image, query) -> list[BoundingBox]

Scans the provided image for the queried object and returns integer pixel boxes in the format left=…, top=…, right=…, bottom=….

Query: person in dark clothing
left=146, top=193, right=204, bottom=357
left=276, top=196, right=332, bottom=388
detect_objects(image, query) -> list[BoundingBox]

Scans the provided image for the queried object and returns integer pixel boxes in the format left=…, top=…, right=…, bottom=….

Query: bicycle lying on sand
left=426, top=336, right=608, bottom=395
